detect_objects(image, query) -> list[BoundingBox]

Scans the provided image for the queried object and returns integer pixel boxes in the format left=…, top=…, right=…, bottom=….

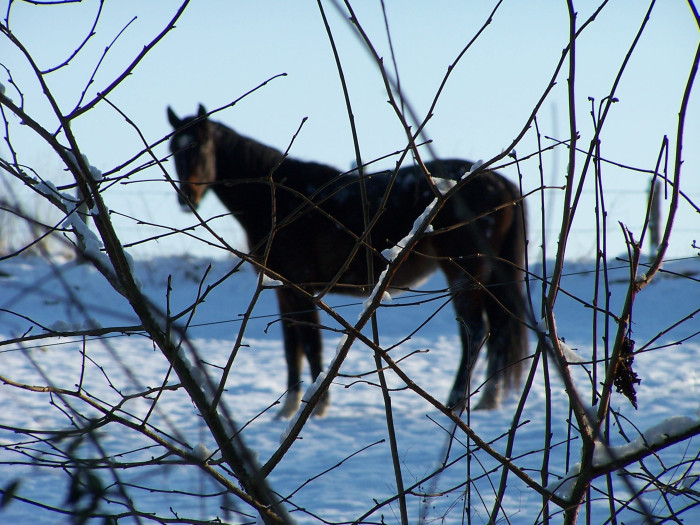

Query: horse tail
left=488, top=179, right=529, bottom=393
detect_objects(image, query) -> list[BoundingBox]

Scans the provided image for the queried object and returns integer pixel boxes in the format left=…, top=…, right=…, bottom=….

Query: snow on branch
left=549, top=415, right=700, bottom=502
left=593, top=415, right=700, bottom=469
left=380, top=197, right=436, bottom=263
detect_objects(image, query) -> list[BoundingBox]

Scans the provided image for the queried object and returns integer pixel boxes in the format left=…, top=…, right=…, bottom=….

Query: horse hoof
left=472, top=397, right=500, bottom=410
left=446, top=389, right=501, bottom=412
left=275, top=391, right=302, bottom=419
left=473, top=382, right=502, bottom=410
left=446, top=389, right=467, bottom=412
left=311, top=393, right=330, bottom=417
left=472, top=391, right=502, bottom=410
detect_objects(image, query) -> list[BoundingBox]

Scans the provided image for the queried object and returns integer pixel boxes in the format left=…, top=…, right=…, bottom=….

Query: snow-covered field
left=1, top=253, right=698, bottom=524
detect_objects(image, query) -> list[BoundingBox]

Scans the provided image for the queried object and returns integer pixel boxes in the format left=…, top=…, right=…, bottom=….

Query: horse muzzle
left=178, top=192, right=200, bottom=211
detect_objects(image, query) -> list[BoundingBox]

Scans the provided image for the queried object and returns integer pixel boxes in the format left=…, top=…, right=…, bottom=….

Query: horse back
left=261, top=159, right=522, bottom=295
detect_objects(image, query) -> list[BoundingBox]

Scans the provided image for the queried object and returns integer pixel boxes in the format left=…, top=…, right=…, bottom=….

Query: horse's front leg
left=275, top=289, right=329, bottom=418
left=277, top=313, right=304, bottom=419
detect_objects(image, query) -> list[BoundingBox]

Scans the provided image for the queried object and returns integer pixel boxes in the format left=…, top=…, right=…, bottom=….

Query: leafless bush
left=1, top=2, right=699, bottom=524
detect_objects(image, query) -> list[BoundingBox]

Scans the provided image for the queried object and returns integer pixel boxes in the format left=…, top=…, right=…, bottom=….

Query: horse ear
left=198, top=104, right=207, bottom=119
left=167, top=106, right=181, bottom=129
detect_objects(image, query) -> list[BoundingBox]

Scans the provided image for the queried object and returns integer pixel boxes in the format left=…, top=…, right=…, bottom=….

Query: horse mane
left=210, top=121, right=287, bottom=179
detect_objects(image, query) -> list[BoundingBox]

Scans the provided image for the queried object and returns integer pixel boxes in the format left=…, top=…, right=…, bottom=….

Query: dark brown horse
left=167, top=105, right=528, bottom=417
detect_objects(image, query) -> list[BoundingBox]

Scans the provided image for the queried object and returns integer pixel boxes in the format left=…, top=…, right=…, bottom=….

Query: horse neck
left=212, top=123, right=284, bottom=181
left=211, top=123, right=285, bottom=247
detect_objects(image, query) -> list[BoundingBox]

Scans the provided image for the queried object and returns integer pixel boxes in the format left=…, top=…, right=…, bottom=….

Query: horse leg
left=472, top=323, right=503, bottom=410
left=474, top=265, right=528, bottom=410
left=277, top=312, right=303, bottom=419
left=297, top=305, right=329, bottom=417
left=275, top=289, right=328, bottom=418
left=443, top=271, right=488, bottom=411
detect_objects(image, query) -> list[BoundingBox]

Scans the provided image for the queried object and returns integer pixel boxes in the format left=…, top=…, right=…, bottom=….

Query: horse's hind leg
left=472, top=332, right=503, bottom=410
left=276, top=289, right=328, bottom=418
left=443, top=269, right=488, bottom=410
left=471, top=294, right=510, bottom=410
left=475, top=264, right=528, bottom=410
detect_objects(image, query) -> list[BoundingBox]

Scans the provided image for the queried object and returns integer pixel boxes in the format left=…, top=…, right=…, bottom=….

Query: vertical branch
left=596, top=37, right=700, bottom=426
left=314, top=4, right=408, bottom=523
left=543, top=3, right=598, bottom=468
left=647, top=178, right=662, bottom=258
left=533, top=118, right=554, bottom=525
left=636, top=38, right=699, bottom=289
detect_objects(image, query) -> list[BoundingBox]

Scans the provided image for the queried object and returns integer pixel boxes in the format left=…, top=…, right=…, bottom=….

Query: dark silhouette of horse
left=167, top=105, right=528, bottom=417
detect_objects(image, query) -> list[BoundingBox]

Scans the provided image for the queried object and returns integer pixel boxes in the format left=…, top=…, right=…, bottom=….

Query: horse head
left=167, top=104, right=216, bottom=210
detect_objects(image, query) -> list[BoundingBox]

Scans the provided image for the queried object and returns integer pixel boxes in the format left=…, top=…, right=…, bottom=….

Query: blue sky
left=2, top=1, right=698, bottom=261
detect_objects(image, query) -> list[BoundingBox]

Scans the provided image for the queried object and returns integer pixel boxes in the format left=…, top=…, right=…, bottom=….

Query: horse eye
left=174, top=134, right=197, bottom=151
